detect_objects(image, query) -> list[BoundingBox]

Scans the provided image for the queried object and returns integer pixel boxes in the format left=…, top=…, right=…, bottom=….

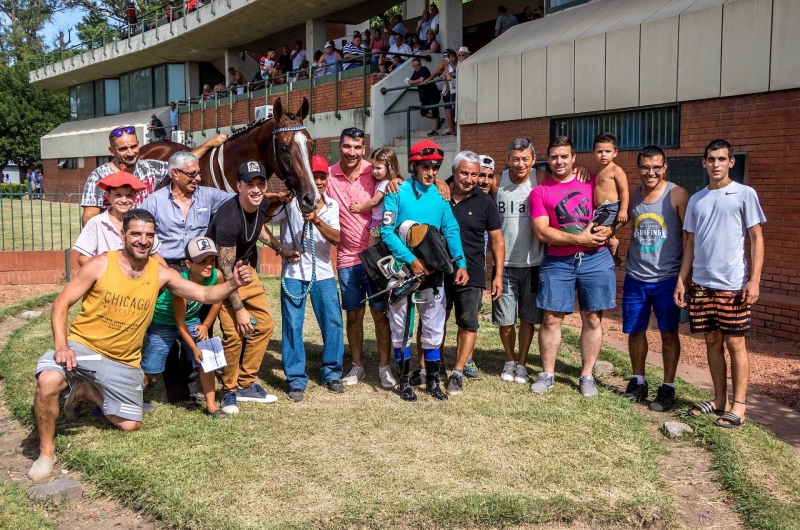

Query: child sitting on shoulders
left=591, top=133, right=630, bottom=265
left=349, top=147, right=400, bottom=246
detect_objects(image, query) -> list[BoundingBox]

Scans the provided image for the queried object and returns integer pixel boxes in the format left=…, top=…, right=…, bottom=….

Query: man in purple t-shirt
left=529, top=136, right=616, bottom=397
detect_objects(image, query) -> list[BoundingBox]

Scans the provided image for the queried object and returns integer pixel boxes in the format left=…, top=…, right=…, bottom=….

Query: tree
left=0, top=61, right=69, bottom=169
left=65, top=0, right=162, bottom=26
left=0, top=0, right=64, bottom=62
left=75, top=9, right=114, bottom=44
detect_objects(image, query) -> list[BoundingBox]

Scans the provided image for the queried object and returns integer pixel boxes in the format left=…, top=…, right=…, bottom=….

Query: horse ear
left=273, top=97, right=283, bottom=122
left=296, top=97, right=310, bottom=121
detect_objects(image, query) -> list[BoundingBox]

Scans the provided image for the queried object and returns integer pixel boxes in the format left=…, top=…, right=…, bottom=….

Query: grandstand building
left=29, top=0, right=800, bottom=340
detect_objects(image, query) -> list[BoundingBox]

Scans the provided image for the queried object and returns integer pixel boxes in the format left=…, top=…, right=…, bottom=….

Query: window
left=105, top=79, right=121, bottom=115
left=546, top=0, right=590, bottom=14
left=667, top=154, right=746, bottom=195
left=96, top=156, right=112, bottom=167
left=154, top=64, right=167, bottom=108
left=550, top=105, right=680, bottom=153
left=130, top=67, right=154, bottom=111
left=57, top=158, right=77, bottom=170
left=69, top=86, right=78, bottom=120
left=167, top=63, right=186, bottom=104
left=120, top=74, right=130, bottom=113
left=94, top=80, right=106, bottom=118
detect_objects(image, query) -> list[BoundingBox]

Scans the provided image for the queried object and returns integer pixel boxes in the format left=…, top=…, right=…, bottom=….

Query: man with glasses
left=621, top=146, right=688, bottom=412
left=80, top=125, right=225, bottom=226
left=325, top=127, right=393, bottom=388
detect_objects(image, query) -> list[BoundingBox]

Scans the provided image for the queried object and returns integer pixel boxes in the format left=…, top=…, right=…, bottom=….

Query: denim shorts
left=537, top=249, right=616, bottom=313
left=338, top=263, right=387, bottom=312
left=622, top=275, right=680, bottom=334
left=141, top=319, right=201, bottom=374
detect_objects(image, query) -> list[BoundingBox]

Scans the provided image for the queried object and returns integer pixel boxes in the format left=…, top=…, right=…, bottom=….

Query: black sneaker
left=325, top=380, right=345, bottom=394
left=427, top=130, right=439, bottom=137
left=287, top=389, right=304, bottom=402
left=649, top=384, right=676, bottom=412
left=446, top=373, right=463, bottom=396
left=622, top=378, right=649, bottom=403
left=409, top=369, right=424, bottom=387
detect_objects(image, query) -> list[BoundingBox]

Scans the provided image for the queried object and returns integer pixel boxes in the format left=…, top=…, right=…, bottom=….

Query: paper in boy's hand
left=196, top=337, right=227, bottom=373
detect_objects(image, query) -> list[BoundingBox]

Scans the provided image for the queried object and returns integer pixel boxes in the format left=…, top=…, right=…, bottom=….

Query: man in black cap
left=206, top=160, right=288, bottom=414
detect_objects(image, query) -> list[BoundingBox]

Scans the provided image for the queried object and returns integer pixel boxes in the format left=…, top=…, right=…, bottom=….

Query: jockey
left=380, top=139, right=468, bottom=402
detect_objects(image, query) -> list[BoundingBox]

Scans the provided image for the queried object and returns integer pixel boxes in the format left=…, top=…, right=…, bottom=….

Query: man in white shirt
left=387, top=33, right=412, bottom=62
left=429, top=4, right=440, bottom=39
left=290, top=40, right=306, bottom=72
left=267, top=155, right=345, bottom=402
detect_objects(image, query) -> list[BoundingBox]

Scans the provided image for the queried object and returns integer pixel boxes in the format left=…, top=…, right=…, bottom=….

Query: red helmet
left=408, top=139, right=444, bottom=165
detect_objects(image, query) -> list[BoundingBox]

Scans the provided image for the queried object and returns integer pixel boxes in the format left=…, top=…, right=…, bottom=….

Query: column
left=306, top=18, right=328, bottom=56
left=438, top=0, right=463, bottom=53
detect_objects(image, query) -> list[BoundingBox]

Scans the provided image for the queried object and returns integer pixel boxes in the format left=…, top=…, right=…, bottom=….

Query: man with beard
left=529, top=136, right=615, bottom=397
left=27, top=209, right=253, bottom=481
left=80, top=125, right=226, bottom=226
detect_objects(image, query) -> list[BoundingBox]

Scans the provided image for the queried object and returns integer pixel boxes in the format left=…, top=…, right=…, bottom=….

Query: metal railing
left=177, top=51, right=432, bottom=134
left=0, top=192, right=83, bottom=251
left=384, top=101, right=455, bottom=173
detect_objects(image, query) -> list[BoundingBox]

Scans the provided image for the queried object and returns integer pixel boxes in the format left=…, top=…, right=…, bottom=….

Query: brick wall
left=0, top=250, right=79, bottom=285
left=460, top=88, right=800, bottom=341
left=180, top=75, right=380, bottom=132
left=42, top=158, right=98, bottom=199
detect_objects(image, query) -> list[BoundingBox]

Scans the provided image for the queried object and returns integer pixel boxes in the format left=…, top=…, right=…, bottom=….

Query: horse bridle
left=271, top=124, right=308, bottom=182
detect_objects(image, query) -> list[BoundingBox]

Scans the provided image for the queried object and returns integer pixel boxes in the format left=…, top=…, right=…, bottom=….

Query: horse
left=137, top=97, right=319, bottom=213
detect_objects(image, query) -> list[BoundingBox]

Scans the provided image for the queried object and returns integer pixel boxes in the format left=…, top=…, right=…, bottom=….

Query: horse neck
left=218, top=119, right=276, bottom=187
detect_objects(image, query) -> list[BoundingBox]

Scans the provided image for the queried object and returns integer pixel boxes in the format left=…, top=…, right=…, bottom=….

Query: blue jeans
left=338, top=263, right=386, bottom=311
left=281, top=278, right=344, bottom=390
left=141, top=319, right=201, bottom=375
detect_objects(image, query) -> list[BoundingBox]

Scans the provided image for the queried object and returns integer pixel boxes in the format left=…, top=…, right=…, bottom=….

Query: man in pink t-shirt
left=528, top=136, right=616, bottom=397
left=325, top=127, right=393, bottom=389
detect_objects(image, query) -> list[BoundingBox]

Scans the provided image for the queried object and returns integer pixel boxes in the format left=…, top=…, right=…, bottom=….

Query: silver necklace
left=241, top=203, right=258, bottom=241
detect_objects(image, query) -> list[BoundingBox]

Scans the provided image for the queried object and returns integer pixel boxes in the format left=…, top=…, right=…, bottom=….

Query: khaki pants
left=218, top=269, right=275, bottom=393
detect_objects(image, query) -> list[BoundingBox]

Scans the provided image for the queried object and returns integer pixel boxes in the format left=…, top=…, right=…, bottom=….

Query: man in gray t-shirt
left=621, top=146, right=689, bottom=412
left=674, top=139, right=766, bottom=430
left=490, top=138, right=546, bottom=385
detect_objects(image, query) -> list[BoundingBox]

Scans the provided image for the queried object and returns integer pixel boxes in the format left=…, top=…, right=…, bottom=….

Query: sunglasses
left=418, top=147, right=445, bottom=157
left=109, top=126, right=136, bottom=139
left=175, top=168, right=204, bottom=179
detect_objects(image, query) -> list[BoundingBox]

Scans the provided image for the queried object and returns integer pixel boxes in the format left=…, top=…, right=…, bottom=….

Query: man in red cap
left=264, top=155, right=345, bottom=402
left=80, top=125, right=227, bottom=226
left=380, top=139, right=468, bottom=402
left=73, top=172, right=165, bottom=266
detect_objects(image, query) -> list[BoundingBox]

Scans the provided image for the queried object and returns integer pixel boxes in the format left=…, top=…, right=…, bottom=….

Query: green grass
left=0, top=292, right=59, bottom=323
left=0, top=197, right=82, bottom=251
left=569, top=331, right=800, bottom=530
left=0, top=478, right=56, bottom=530
left=3, top=279, right=800, bottom=529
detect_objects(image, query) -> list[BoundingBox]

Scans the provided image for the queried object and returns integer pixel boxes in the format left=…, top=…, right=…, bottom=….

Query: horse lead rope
left=280, top=207, right=316, bottom=301
left=272, top=123, right=318, bottom=301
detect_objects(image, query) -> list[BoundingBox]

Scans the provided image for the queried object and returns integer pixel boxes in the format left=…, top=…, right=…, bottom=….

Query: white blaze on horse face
left=294, top=132, right=320, bottom=203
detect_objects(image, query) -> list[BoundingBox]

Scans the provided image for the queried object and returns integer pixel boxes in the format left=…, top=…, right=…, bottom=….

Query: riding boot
left=399, top=359, right=417, bottom=402
left=425, top=360, right=448, bottom=401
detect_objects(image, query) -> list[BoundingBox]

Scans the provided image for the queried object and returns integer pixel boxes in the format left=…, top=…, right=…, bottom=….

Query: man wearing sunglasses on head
left=80, top=125, right=227, bottom=226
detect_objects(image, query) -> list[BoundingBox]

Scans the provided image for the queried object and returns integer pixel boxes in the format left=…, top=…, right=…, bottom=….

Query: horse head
left=270, top=97, right=318, bottom=214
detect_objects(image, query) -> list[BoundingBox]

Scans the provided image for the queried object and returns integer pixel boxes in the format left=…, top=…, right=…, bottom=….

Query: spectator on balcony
left=126, top=2, right=138, bottom=26
left=406, top=58, right=441, bottom=136
left=429, top=4, right=440, bottom=39
left=342, top=32, right=366, bottom=70
left=370, top=28, right=386, bottom=66
left=213, top=78, right=226, bottom=97
left=419, top=28, right=440, bottom=54
left=382, top=14, right=406, bottom=39
left=148, top=114, right=167, bottom=141
left=495, top=5, right=519, bottom=37
left=228, top=67, right=247, bottom=94
left=202, top=84, right=213, bottom=101
left=169, top=102, right=179, bottom=131
left=319, top=41, right=341, bottom=75
left=277, top=45, right=292, bottom=78
left=417, top=10, right=432, bottom=42
left=408, top=34, right=421, bottom=54
left=312, top=50, right=324, bottom=76
left=382, top=33, right=411, bottom=73
left=291, top=40, right=306, bottom=73
left=362, top=29, right=371, bottom=50
left=186, top=0, right=200, bottom=13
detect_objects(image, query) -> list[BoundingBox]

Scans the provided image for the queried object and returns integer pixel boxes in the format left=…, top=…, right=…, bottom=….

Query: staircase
left=389, top=130, right=459, bottom=177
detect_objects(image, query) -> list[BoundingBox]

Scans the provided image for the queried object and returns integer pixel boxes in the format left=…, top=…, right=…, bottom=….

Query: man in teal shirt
left=381, top=140, right=468, bottom=402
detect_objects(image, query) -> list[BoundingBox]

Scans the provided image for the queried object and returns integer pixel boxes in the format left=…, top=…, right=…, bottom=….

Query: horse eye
left=281, top=145, right=290, bottom=153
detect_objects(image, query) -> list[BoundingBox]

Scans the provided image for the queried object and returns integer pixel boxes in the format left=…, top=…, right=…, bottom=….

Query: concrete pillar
left=438, top=0, right=463, bottom=53
left=306, top=18, right=328, bottom=56
left=185, top=61, right=200, bottom=99
left=225, top=48, right=259, bottom=81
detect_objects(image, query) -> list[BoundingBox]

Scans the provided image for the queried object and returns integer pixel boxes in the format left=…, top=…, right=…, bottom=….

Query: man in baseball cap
left=477, top=155, right=495, bottom=194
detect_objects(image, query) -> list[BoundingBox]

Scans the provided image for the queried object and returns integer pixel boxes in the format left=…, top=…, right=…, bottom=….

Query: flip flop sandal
left=715, top=411, right=745, bottom=429
left=690, top=400, right=723, bottom=416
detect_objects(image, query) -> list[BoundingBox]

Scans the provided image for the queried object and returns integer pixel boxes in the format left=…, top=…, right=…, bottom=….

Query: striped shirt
left=341, top=42, right=364, bottom=69
left=80, top=160, right=169, bottom=208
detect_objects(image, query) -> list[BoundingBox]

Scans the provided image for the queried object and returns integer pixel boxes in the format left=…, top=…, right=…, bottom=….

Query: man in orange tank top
left=27, top=209, right=254, bottom=481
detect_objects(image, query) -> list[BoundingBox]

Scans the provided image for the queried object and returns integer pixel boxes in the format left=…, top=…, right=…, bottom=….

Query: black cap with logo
left=238, top=160, right=267, bottom=182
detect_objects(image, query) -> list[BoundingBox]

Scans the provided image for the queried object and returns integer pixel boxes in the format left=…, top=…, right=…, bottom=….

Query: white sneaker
left=342, top=364, right=366, bottom=386
left=27, top=455, right=56, bottom=481
left=500, top=361, right=516, bottom=382
left=378, top=365, right=397, bottom=389
left=513, top=364, right=529, bottom=384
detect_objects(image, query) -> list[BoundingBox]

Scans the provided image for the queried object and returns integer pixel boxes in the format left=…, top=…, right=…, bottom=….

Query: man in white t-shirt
left=674, top=139, right=766, bottom=429
left=268, top=155, right=345, bottom=402
left=290, top=40, right=306, bottom=72
left=386, top=33, right=412, bottom=62
left=429, top=3, right=440, bottom=39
